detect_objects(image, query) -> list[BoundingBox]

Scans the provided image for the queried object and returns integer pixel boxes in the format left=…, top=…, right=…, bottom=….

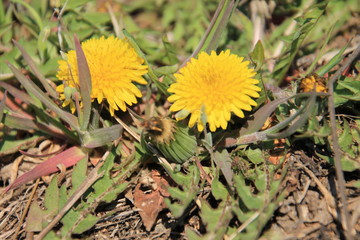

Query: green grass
left=1, top=0, right=360, bottom=239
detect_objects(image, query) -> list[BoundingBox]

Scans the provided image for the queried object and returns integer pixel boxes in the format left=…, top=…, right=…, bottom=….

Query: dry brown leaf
left=133, top=169, right=170, bottom=231
left=268, top=139, right=287, bottom=165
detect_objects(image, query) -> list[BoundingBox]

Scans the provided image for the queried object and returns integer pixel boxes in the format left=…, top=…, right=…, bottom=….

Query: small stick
left=13, top=178, right=40, bottom=240
left=295, top=158, right=337, bottom=219
left=35, top=162, right=104, bottom=240
left=195, top=157, right=212, bottom=184
left=327, top=43, right=360, bottom=240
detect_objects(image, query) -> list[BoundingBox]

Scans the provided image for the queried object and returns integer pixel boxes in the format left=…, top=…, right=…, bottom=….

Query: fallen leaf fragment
left=2, top=146, right=87, bottom=193
left=133, top=169, right=170, bottom=231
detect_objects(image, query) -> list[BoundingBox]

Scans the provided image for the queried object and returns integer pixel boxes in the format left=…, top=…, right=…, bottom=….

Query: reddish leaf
left=3, top=146, right=87, bottom=193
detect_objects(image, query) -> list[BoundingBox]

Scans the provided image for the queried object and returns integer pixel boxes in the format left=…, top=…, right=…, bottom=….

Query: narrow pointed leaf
left=213, top=149, right=233, bottom=187
left=316, top=43, right=348, bottom=76
left=43, top=176, right=60, bottom=216
left=162, top=35, right=179, bottom=65
left=263, top=96, right=313, bottom=134
left=305, top=23, right=336, bottom=75
left=2, top=114, right=38, bottom=131
left=0, top=0, right=5, bottom=23
left=250, top=40, right=265, bottom=70
left=3, top=146, right=87, bottom=193
left=74, top=35, right=92, bottom=131
left=0, top=132, right=44, bottom=156
left=6, top=62, right=79, bottom=131
left=0, top=81, right=35, bottom=105
left=4, top=112, right=78, bottom=144
left=13, top=40, right=58, bottom=98
left=271, top=3, right=326, bottom=83
left=123, top=29, right=169, bottom=96
left=267, top=94, right=316, bottom=139
left=234, top=93, right=324, bottom=145
left=239, top=96, right=293, bottom=136
left=11, top=0, right=43, bottom=30
left=240, top=92, right=326, bottom=136
left=71, top=158, right=88, bottom=192
left=183, top=0, right=236, bottom=67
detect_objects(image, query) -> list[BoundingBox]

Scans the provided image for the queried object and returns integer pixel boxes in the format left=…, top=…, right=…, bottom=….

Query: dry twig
left=327, top=43, right=360, bottom=240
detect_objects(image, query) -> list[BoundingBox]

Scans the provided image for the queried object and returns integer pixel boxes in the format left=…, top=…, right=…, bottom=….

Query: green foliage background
left=1, top=0, right=360, bottom=239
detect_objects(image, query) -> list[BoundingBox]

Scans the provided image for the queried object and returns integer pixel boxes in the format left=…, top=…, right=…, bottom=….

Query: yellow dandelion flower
left=167, top=50, right=261, bottom=132
left=56, top=36, right=148, bottom=115
left=300, top=74, right=327, bottom=93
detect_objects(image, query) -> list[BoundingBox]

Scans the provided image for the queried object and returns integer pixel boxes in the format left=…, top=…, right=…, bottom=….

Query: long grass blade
left=74, top=35, right=92, bottom=131
left=7, top=62, right=80, bottom=131
left=13, top=40, right=58, bottom=98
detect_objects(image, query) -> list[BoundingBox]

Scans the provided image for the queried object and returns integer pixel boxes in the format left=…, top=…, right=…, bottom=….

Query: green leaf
left=102, top=182, right=128, bottom=203
left=44, top=176, right=60, bottom=215
left=162, top=35, right=179, bottom=65
left=43, top=231, right=60, bottom=240
left=254, top=171, right=266, bottom=192
left=267, top=94, right=316, bottom=139
left=0, top=130, right=44, bottom=155
left=234, top=174, right=263, bottom=210
left=348, top=181, right=360, bottom=188
left=316, top=44, right=348, bottom=76
left=239, top=95, right=293, bottom=136
left=0, top=0, right=5, bottom=24
left=338, top=80, right=360, bottom=94
left=340, top=155, right=360, bottom=172
left=123, top=29, right=169, bottom=96
left=338, top=119, right=352, bottom=154
left=59, top=184, right=68, bottom=210
left=305, top=23, right=335, bottom=75
left=6, top=63, right=79, bottom=131
left=0, top=46, right=21, bottom=76
left=199, top=200, right=232, bottom=237
left=246, top=148, right=263, bottom=165
left=60, top=207, right=83, bottom=236
left=165, top=165, right=200, bottom=218
left=72, top=214, right=99, bottom=234
left=70, top=157, right=88, bottom=194
left=316, top=152, right=360, bottom=172
left=185, top=227, right=202, bottom=240
left=334, top=78, right=360, bottom=106
left=74, top=35, right=92, bottom=131
left=26, top=202, right=45, bottom=232
left=154, top=65, right=178, bottom=76
left=11, top=0, right=44, bottom=31
left=199, top=0, right=235, bottom=53
left=211, top=178, right=228, bottom=201
left=26, top=177, right=60, bottom=233
left=167, top=187, right=187, bottom=201
left=60, top=0, right=89, bottom=9
left=13, top=40, right=58, bottom=98
left=213, top=149, right=233, bottom=187
left=185, top=0, right=236, bottom=63
left=250, top=40, right=265, bottom=71
left=272, top=3, right=326, bottom=83
left=82, top=125, right=123, bottom=148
